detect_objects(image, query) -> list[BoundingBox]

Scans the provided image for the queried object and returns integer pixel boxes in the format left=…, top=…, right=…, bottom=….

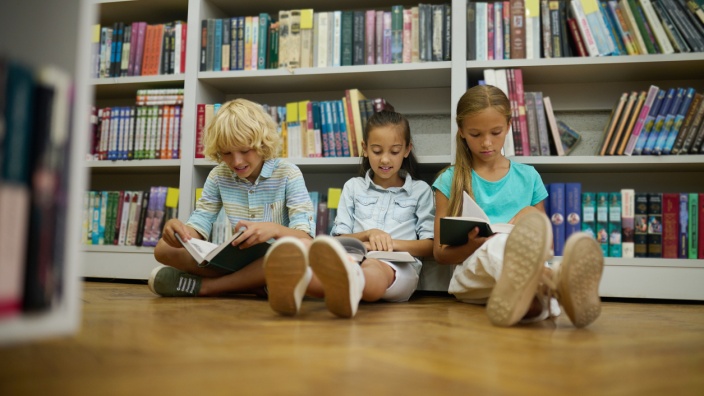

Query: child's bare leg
left=153, top=239, right=222, bottom=278
left=360, top=258, right=395, bottom=302
left=198, top=257, right=266, bottom=296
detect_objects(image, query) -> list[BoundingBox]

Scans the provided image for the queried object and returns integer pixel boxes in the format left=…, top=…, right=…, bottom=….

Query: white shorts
left=379, top=259, right=421, bottom=302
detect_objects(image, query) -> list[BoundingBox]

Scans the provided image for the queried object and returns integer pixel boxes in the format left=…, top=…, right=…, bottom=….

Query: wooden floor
left=1, top=281, right=703, bottom=395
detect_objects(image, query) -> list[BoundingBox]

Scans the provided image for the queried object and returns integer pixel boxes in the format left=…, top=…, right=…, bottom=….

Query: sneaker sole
left=559, top=233, right=604, bottom=328
left=487, top=212, right=552, bottom=327
left=309, top=239, right=355, bottom=318
left=147, top=266, right=164, bottom=295
left=263, top=239, right=308, bottom=316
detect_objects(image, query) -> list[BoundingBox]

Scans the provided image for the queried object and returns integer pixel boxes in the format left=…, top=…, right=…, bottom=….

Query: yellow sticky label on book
left=195, top=188, right=203, bottom=204
left=92, top=24, right=101, bottom=42
left=327, top=188, right=342, bottom=209
left=581, top=0, right=599, bottom=14
left=525, top=0, right=540, bottom=16
left=286, top=102, right=299, bottom=123
left=300, top=9, right=314, bottom=29
left=166, top=187, right=180, bottom=208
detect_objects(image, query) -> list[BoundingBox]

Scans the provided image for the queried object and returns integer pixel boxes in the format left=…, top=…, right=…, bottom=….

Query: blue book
left=679, top=193, right=689, bottom=258
left=544, top=183, right=551, bottom=216
left=633, top=88, right=666, bottom=155
left=335, top=101, right=351, bottom=157
left=549, top=183, right=566, bottom=256
left=663, top=87, right=697, bottom=154
left=642, top=87, right=676, bottom=155
left=311, top=101, right=323, bottom=157
left=320, top=101, right=334, bottom=157
left=653, top=87, right=685, bottom=155
left=329, top=100, right=343, bottom=157
left=213, top=19, right=223, bottom=72
left=565, top=183, right=582, bottom=240
left=599, top=0, right=625, bottom=55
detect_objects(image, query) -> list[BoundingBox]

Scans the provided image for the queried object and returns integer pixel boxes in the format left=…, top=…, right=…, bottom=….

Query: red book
left=566, top=17, right=587, bottom=57
left=195, top=103, right=206, bottom=158
left=513, top=68, right=531, bottom=156
left=661, top=193, right=679, bottom=258
left=180, top=22, right=187, bottom=74
left=700, top=193, right=704, bottom=259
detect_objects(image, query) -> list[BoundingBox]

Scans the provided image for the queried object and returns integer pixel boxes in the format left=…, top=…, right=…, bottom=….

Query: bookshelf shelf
left=84, top=0, right=704, bottom=302
left=84, top=245, right=155, bottom=253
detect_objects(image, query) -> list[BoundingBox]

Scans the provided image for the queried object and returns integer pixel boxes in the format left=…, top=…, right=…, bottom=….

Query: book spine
left=582, top=192, right=597, bottom=239
left=621, top=188, right=636, bottom=258
left=663, top=87, right=696, bottom=154
left=596, top=192, right=610, bottom=256
left=643, top=87, right=677, bottom=154
left=565, top=183, right=582, bottom=240
left=353, top=11, right=366, bottom=65
left=367, top=10, right=377, bottom=65
left=678, top=193, right=689, bottom=258
left=661, top=193, right=680, bottom=258
left=391, top=6, right=404, bottom=64
left=608, top=192, right=622, bottom=257
left=571, top=0, right=601, bottom=56
left=678, top=95, right=704, bottom=153
left=624, top=85, right=660, bottom=155
left=647, top=192, right=663, bottom=258
left=533, top=91, right=551, bottom=155
left=633, top=88, right=666, bottom=155
left=550, top=183, right=566, bottom=256
left=513, top=69, right=531, bottom=155
left=634, top=192, right=649, bottom=257
left=689, top=193, right=699, bottom=259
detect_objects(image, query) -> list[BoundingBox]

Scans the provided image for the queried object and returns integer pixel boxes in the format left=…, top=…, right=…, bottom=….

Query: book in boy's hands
left=335, top=236, right=417, bottom=263
left=439, top=192, right=514, bottom=245
left=175, top=229, right=271, bottom=272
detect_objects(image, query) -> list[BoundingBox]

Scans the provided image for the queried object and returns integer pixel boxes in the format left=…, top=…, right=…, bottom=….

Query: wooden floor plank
left=0, top=281, right=703, bottom=395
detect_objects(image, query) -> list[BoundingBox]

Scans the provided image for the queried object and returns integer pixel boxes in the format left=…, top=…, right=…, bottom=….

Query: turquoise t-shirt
left=432, top=161, right=548, bottom=224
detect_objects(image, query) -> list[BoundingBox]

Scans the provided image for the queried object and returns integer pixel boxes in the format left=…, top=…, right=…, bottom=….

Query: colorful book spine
left=634, top=192, right=649, bottom=257
left=621, top=189, right=636, bottom=258
left=596, top=192, right=610, bottom=256
left=565, top=183, right=582, bottom=239
left=652, top=87, right=686, bottom=155
left=642, top=87, right=676, bottom=155
left=609, top=192, right=622, bottom=257
left=632, top=88, right=665, bottom=155
left=582, top=192, right=597, bottom=239
left=647, top=192, right=663, bottom=258
left=550, top=183, right=566, bottom=256
left=663, top=87, right=696, bottom=154
left=689, top=193, right=699, bottom=259
left=624, top=85, right=660, bottom=155
left=679, top=193, right=689, bottom=258
left=661, top=193, right=679, bottom=258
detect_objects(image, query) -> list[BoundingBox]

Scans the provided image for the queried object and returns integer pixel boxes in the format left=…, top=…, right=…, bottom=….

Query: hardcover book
left=608, top=192, right=622, bottom=257
left=661, top=193, right=679, bottom=258
left=634, top=192, right=649, bottom=257
left=175, top=230, right=271, bottom=273
left=582, top=193, right=597, bottom=239
left=565, top=183, right=582, bottom=239
left=678, top=193, right=689, bottom=258
left=596, top=192, right=610, bottom=256
left=647, top=192, right=663, bottom=258
left=550, top=183, right=566, bottom=256
left=439, top=192, right=514, bottom=245
left=621, top=188, right=636, bottom=258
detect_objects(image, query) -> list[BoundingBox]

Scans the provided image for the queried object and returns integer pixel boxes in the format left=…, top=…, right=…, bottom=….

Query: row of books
left=482, top=68, right=582, bottom=157
left=471, top=0, right=704, bottom=61
left=89, top=104, right=182, bottom=161
left=82, top=187, right=179, bottom=248
left=194, top=89, right=392, bottom=160
left=546, top=183, right=702, bottom=259
left=92, top=20, right=187, bottom=79
left=0, top=59, right=73, bottom=316
left=598, top=85, right=704, bottom=156
left=200, top=4, right=451, bottom=72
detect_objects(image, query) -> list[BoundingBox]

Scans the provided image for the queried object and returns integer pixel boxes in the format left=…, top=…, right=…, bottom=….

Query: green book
left=597, top=192, right=610, bottom=257
left=341, top=11, right=354, bottom=66
left=258, top=13, right=271, bottom=70
left=627, top=0, right=657, bottom=54
left=582, top=192, right=597, bottom=239
left=689, top=193, right=699, bottom=259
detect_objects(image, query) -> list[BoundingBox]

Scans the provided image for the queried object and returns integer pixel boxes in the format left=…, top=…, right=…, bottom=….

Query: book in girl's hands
left=175, top=230, right=271, bottom=272
left=440, top=192, right=514, bottom=245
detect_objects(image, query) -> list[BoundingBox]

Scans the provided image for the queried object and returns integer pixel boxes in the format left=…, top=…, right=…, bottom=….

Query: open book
left=336, top=237, right=417, bottom=263
left=439, top=191, right=514, bottom=245
left=175, top=230, right=271, bottom=272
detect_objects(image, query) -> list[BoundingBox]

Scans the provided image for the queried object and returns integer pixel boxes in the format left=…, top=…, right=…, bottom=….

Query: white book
left=638, top=0, right=674, bottom=54
left=621, top=188, right=635, bottom=258
left=526, top=0, right=541, bottom=59
left=580, top=0, right=617, bottom=55
left=570, top=0, right=601, bottom=56
left=333, top=10, right=342, bottom=67
left=174, top=21, right=182, bottom=74
left=475, top=2, right=488, bottom=61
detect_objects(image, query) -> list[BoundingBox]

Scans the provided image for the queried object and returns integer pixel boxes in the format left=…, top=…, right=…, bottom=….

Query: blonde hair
left=203, top=98, right=281, bottom=162
left=446, top=85, right=511, bottom=217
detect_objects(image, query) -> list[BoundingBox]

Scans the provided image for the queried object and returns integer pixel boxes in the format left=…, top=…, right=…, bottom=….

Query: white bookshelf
left=83, top=0, right=704, bottom=300
left=0, top=0, right=91, bottom=344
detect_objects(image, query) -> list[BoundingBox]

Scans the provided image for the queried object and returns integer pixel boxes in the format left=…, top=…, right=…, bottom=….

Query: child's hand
left=366, top=229, right=393, bottom=251
left=161, top=219, right=191, bottom=248
left=465, top=226, right=489, bottom=253
left=232, top=220, right=279, bottom=249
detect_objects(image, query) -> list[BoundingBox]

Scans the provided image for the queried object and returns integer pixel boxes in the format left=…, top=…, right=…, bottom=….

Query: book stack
left=194, top=89, right=393, bottom=160
left=596, top=85, right=704, bottom=156
left=545, top=183, right=703, bottom=259
left=89, top=89, right=183, bottom=161
left=199, top=4, right=452, bottom=72
left=480, top=68, right=582, bottom=157
left=91, top=20, right=188, bottom=78
left=82, top=186, right=178, bottom=248
left=467, top=0, right=704, bottom=60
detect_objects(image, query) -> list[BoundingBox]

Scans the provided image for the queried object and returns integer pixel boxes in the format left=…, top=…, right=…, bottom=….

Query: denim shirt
left=332, top=171, right=435, bottom=241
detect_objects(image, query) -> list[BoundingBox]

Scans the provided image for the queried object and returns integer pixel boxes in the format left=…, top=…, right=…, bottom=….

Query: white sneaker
left=487, top=212, right=553, bottom=327
left=263, top=237, right=312, bottom=316
left=555, top=232, right=604, bottom=328
left=309, top=236, right=366, bottom=318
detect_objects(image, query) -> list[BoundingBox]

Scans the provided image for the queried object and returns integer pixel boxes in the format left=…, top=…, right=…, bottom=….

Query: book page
left=367, top=251, right=416, bottom=263
left=462, top=191, right=490, bottom=222
left=175, top=233, right=216, bottom=263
